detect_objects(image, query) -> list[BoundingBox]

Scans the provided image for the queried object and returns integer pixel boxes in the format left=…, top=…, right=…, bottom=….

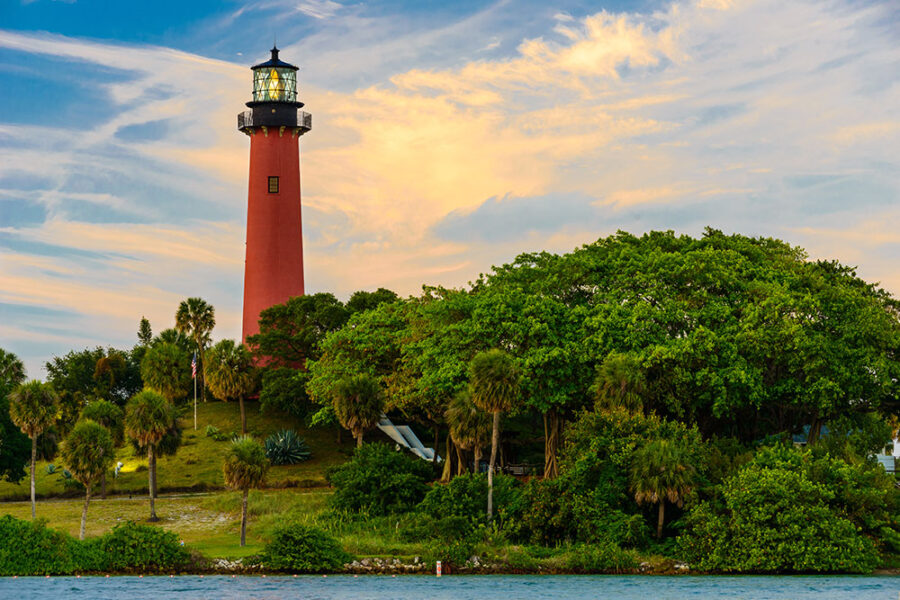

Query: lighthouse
left=238, top=47, right=311, bottom=342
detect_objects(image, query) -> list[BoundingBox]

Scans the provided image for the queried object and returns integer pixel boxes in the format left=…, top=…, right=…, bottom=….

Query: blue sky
left=1, top=0, right=898, bottom=377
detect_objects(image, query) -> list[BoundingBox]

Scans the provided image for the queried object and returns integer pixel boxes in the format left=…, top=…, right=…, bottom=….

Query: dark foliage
left=326, top=443, right=433, bottom=515
left=262, top=524, right=350, bottom=572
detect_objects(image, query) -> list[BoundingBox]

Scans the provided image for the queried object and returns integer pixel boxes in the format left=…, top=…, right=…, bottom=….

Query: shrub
left=262, top=524, right=350, bottom=572
left=562, top=543, right=637, bottom=573
left=0, top=516, right=190, bottom=575
left=508, top=475, right=650, bottom=548
left=678, top=446, right=887, bottom=573
left=265, top=429, right=312, bottom=465
left=0, top=516, right=86, bottom=575
left=205, top=425, right=228, bottom=442
left=418, top=473, right=520, bottom=526
left=326, top=443, right=433, bottom=515
left=102, top=522, right=189, bottom=572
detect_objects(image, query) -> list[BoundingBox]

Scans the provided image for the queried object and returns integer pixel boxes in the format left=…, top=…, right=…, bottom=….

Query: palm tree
left=8, top=381, right=59, bottom=519
left=204, top=340, right=256, bottom=434
left=0, top=348, right=26, bottom=388
left=223, top=436, right=269, bottom=547
left=140, top=342, right=192, bottom=404
left=175, top=297, right=216, bottom=403
left=629, top=439, right=696, bottom=539
left=468, top=349, right=520, bottom=521
left=93, top=350, right=126, bottom=401
left=125, top=390, right=176, bottom=521
left=446, top=389, right=491, bottom=475
left=60, top=420, right=114, bottom=539
left=81, top=400, right=124, bottom=498
left=593, top=351, right=646, bottom=413
left=333, top=374, right=384, bottom=448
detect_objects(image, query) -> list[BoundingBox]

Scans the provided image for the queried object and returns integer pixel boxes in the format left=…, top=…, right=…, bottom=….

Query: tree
left=248, top=293, right=350, bottom=367
left=125, top=390, right=176, bottom=521
left=80, top=399, right=124, bottom=498
left=629, top=439, right=696, bottom=539
left=204, top=340, right=256, bottom=434
left=593, top=351, right=646, bottom=413
left=0, top=349, right=29, bottom=483
left=60, top=420, right=114, bottom=539
left=346, top=288, right=399, bottom=314
left=175, top=297, right=216, bottom=402
left=8, top=381, right=59, bottom=519
left=222, top=436, right=269, bottom=546
left=137, top=317, right=153, bottom=346
left=140, top=342, right=192, bottom=404
left=333, top=374, right=384, bottom=447
left=446, top=390, right=491, bottom=475
left=0, top=348, right=25, bottom=387
left=468, top=349, right=520, bottom=520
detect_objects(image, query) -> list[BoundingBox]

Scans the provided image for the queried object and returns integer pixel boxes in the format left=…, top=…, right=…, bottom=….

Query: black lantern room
left=238, top=46, right=312, bottom=135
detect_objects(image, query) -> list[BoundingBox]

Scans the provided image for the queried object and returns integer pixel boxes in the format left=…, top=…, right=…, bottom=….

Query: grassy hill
left=0, top=400, right=355, bottom=500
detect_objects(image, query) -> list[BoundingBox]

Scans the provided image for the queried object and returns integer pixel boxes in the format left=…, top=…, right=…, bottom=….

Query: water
left=0, top=574, right=894, bottom=599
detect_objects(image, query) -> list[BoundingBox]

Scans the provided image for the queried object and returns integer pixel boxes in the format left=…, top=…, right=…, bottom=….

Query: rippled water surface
left=0, top=574, right=895, bottom=599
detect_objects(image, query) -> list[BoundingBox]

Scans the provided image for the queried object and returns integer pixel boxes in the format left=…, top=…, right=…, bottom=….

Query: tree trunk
left=356, top=432, right=363, bottom=448
left=474, top=446, right=482, bottom=474
left=807, top=413, right=823, bottom=445
left=488, top=411, right=500, bottom=521
left=432, top=426, right=439, bottom=463
left=101, top=471, right=107, bottom=499
left=240, top=488, right=248, bottom=547
left=30, top=435, right=36, bottom=520
left=148, top=444, right=158, bottom=522
left=80, top=485, right=91, bottom=540
left=656, top=501, right=665, bottom=540
left=543, top=408, right=560, bottom=479
left=239, top=396, right=247, bottom=435
left=456, top=444, right=466, bottom=476
left=441, top=434, right=453, bottom=482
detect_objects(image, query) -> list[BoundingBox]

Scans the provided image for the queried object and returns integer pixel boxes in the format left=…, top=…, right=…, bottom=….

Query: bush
left=102, top=522, right=189, bottom=572
left=262, top=524, right=350, bottom=572
left=562, top=543, right=637, bottom=573
left=0, top=516, right=86, bottom=575
left=205, top=425, right=229, bottom=442
left=509, top=475, right=650, bottom=548
left=326, top=443, right=433, bottom=515
left=265, top=429, right=312, bottom=465
left=678, top=445, right=887, bottom=573
left=418, top=473, right=520, bottom=527
left=0, top=517, right=188, bottom=575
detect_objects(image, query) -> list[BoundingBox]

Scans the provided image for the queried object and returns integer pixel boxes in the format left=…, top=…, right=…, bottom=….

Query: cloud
left=1, top=0, right=899, bottom=377
left=296, top=0, right=342, bottom=19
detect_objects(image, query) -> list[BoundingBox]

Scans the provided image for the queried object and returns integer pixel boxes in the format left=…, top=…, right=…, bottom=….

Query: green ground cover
left=0, top=401, right=353, bottom=500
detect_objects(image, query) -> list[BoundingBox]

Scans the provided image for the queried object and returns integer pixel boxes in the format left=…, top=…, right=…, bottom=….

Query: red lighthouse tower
left=238, top=47, right=311, bottom=342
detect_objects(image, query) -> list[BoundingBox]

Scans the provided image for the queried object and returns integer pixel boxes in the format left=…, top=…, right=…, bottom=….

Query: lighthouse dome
left=250, top=46, right=299, bottom=103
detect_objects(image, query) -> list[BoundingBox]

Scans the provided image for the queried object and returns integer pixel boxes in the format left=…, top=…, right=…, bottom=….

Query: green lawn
left=0, top=400, right=354, bottom=500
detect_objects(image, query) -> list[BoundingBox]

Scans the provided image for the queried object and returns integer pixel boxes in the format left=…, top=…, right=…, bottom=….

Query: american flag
left=191, top=352, right=197, bottom=379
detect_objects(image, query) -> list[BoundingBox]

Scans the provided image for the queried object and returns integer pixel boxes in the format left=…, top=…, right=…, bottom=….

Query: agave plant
left=264, top=429, right=311, bottom=465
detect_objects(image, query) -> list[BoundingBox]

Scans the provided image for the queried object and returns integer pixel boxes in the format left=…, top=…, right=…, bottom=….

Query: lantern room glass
left=252, top=67, right=297, bottom=103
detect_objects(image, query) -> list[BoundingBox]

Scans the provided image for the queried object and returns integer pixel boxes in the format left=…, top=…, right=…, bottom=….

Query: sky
left=0, top=0, right=898, bottom=378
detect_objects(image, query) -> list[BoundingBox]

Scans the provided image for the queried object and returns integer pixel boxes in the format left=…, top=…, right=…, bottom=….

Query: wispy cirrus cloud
left=1, top=0, right=899, bottom=377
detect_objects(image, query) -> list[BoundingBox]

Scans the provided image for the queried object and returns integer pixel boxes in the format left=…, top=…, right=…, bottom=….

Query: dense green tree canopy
left=248, top=293, right=350, bottom=367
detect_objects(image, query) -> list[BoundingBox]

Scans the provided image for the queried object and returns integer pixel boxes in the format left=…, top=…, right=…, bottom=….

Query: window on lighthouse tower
left=268, top=176, right=279, bottom=194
